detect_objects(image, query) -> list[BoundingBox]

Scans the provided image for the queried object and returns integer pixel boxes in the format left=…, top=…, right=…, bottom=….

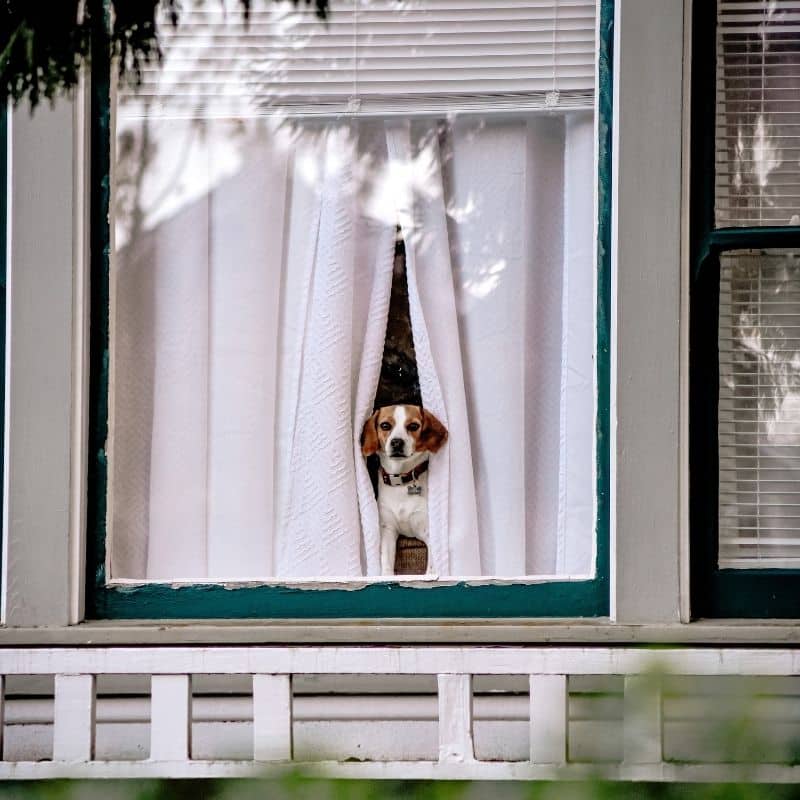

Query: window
left=86, top=0, right=613, bottom=617
left=691, top=0, right=800, bottom=617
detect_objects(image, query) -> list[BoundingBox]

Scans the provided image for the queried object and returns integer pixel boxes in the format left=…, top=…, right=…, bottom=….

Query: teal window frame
left=85, top=0, right=614, bottom=619
left=0, top=108, right=6, bottom=581
left=689, top=0, right=800, bottom=618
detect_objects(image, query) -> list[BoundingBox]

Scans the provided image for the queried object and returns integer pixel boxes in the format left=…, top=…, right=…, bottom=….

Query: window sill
left=0, top=619, right=799, bottom=646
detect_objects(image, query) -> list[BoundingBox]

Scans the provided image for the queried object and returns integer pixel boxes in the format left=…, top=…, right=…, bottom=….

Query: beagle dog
left=361, top=404, right=448, bottom=576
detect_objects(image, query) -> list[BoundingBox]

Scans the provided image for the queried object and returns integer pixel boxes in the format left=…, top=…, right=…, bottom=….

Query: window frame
left=689, top=0, right=800, bottom=618
left=83, top=0, right=615, bottom=620
left=1, top=0, right=690, bottom=632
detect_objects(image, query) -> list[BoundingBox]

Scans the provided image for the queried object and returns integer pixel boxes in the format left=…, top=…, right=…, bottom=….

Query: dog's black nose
left=390, top=438, right=404, bottom=451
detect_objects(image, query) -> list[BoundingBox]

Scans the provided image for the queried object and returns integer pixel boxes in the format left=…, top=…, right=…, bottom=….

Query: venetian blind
left=716, top=0, right=800, bottom=227
left=119, top=0, right=597, bottom=119
left=718, top=249, right=800, bottom=568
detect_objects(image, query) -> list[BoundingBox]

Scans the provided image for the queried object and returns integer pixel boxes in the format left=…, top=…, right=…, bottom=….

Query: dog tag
left=408, top=484, right=423, bottom=496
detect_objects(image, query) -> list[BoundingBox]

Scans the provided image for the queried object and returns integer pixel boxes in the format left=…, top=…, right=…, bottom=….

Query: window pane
left=719, top=248, right=800, bottom=568
left=107, top=0, right=598, bottom=582
left=715, top=0, right=800, bottom=228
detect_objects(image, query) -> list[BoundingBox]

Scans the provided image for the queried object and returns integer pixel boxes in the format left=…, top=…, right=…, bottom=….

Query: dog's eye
left=407, top=423, right=420, bottom=432
left=379, top=422, right=392, bottom=431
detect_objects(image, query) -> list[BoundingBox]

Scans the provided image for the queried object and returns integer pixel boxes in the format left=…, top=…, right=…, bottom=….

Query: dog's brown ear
left=419, top=409, right=448, bottom=453
left=361, top=411, right=380, bottom=456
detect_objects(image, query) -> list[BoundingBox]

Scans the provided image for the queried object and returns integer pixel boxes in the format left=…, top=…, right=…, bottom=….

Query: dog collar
left=380, top=459, right=429, bottom=487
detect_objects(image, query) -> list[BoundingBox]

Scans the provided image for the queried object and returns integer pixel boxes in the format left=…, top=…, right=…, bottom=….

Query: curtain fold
left=557, top=111, right=596, bottom=575
left=206, top=140, right=287, bottom=578
left=136, top=128, right=291, bottom=580
left=447, top=116, right=595, bottom=576
left=386, top=122, right=482, bottom=576
left=143, top=181, right=210, bottom=580
left=276, top=126, right=374, bottom=577
left=351, top=135, right=397, bottom=576
left=448, top=119, right=530, bottom=575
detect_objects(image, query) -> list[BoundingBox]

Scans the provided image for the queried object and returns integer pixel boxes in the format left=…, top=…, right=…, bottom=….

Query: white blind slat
left=118, top=0, right=597, bottom=118
left=715, top=0, right=800, bottom=227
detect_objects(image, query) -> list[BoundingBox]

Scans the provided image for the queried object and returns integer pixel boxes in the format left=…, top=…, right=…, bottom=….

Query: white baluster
left=624, top=674, right=663, bottom=764
left=0, top=676, right=5, bottom=760
left=529, top=674, right=568, bottom=764
left=437, top=674, right=474, bottom=763
left=150, top=674, right=191, bottom=761
left=53, top=674, right=95, bottom=762
left=253, top=674, right=292, bottom=761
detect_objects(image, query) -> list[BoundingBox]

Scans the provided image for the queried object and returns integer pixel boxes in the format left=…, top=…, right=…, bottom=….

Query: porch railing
left=0, top=646, right=797, bottom=781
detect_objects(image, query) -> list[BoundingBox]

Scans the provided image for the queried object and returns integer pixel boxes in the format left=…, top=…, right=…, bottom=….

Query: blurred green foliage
left=0, top=778, right=799, bottom=800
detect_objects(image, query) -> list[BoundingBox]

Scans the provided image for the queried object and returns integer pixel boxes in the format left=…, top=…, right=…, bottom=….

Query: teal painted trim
left=689, top=247, right=721, bottom=620
left=688, top=0, right=800, bottom=619
left=593, top=0, right=613, bottom=617
left=96, top=578, right=604, bottom=620
left=689, top=0, right=721, bottom=621
left=0, top=107, right=6, bottom=591
left=695, top=227, right=800, bottom=276
left=688, top=0, right=716, bottom=275
left=709, top=570, right=800, bottom=618
left=708, top=227, right=800, bottom=251
left=87, top=0, right=614, bottom=619
left=86, top=16, right=112, bottom=612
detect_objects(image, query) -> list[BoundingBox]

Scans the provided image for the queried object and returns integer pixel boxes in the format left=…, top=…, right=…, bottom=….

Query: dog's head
left=361, top=404, right=448, bottom=460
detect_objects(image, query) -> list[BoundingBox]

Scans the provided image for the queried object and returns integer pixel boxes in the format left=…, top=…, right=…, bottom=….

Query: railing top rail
left=0, top=646, right=796, bottom=676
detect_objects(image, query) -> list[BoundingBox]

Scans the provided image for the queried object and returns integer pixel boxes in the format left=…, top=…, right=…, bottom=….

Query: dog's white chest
left=377, top=475, right=429, bottom=540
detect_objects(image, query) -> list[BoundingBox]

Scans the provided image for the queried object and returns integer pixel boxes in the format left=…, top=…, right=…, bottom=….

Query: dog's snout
left=390, top=437, right=404, bottom=451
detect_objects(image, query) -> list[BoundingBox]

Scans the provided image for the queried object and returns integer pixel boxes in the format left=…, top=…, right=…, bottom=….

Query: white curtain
left=445, top=112, right=595, bottom=576
left=110, top=113, right=595, bottom=580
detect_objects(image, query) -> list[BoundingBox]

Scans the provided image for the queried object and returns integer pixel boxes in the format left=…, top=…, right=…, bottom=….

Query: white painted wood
left=2, top=717, right=545, bottom=764
left=3, top=707, right=799, bottom=774
left=678, top=0, right=692, bottom=623
left=3, top=99, right=77, bottom=627
left=0, top=646, right=798, bottom=676
left=150, top=675, right=191, bottom=761
left=623, top=675, right=662, bottom=764
left=1, top=693, right=541, bottom=726
left=69, top=73, right=90, bottom=626
left=53, top=674, right=95, bottom=762
left=437, top=674, right=474, bottom=763
left=1, top=759, right=800, bottom=782
left=0, top=675, right=5, bottom=759
left=529, top=674, right=568, bottom=764
left=4, top=621, right=800, bottom=646
left=610, top=0, right=684, bottom=622
left=252, top=674, right=292, bottom=761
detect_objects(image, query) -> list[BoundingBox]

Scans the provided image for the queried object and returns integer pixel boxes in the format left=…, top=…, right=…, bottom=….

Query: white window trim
left=2, top=0, right=698, bottom=632
left=679, top=0, right=693, bottom=624
left=610, top=0, right=685, bottom=623
left=3, top=73, right=91, bottom=627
